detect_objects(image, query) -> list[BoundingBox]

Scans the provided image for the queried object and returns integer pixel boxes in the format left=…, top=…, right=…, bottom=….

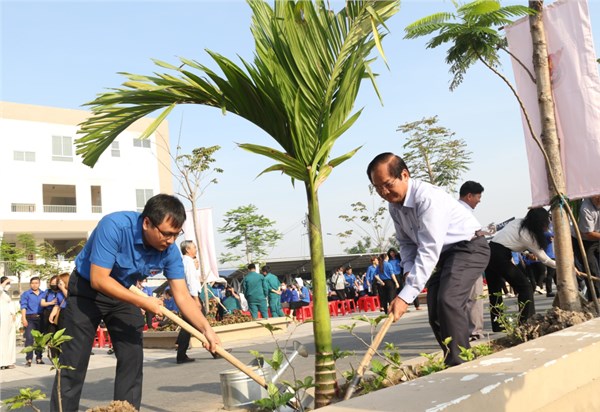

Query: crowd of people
left=366, top=152, right=599, bottom=367
left=0, top=179, right=597, bottom=410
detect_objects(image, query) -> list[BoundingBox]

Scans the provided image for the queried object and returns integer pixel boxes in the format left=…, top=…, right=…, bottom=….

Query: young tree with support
left=70, top=1, right=400, bottom=406
left=404, top=0, right=598, bottom=314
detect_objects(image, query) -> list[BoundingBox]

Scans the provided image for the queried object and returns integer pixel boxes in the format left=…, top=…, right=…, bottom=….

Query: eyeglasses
left=372, top=177, right=398, bottom=192
left=150, top=219, right=184, bottom=239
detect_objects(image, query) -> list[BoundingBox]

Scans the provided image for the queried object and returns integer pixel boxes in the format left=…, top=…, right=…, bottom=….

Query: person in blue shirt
left=40, top=275, right=66, bottom=360
left=162, top=288, right=179, bottom=313
left=365, top=256, right=379, bottom=296
left=19, top=277, right=44, bottom=366
left=377, top=253, right=400, bottom=314
left=51, top=194, right=220, bottom=412
left=280, top=282, right=294, bottom=309
left=289, top=278, right=310, bottom=315
left=343, top=267, right=357, bottom=301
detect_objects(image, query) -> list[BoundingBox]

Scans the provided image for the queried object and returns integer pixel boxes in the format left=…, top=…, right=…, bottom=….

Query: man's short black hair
left=30, top=276, right=40, bottom=283
left=141, top=194, right=186, bottom=228
left=459, top=181, right=484, bottom=197
left=248, top=263, right=256, bottom=271
left=261, top=265, right=271, bottom=273
left=366, top=152, right=410, bottom=183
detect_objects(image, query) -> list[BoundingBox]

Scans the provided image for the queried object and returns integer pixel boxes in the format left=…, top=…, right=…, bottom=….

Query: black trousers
left=486, top=242, right=535, bottom=331
left=426, top=236, right=490, bottom=367
left=51, top=271, right=145, bottom=411
left=379, top=279, right=397, bottom=314
left=23, top=315, right=43, bottom=361
left=176, top=314, right=192, bottom=362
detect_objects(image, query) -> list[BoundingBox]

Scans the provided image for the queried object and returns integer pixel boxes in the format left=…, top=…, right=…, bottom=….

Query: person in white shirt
left=486, top=208, right=555, bottom=332
left=177, top=240, right=201, bottom=364
left=367, top=153, right=490, bottom=366
left=572, top=195, right=600, bottom=300
left=458, top=181, right=486, bottom=342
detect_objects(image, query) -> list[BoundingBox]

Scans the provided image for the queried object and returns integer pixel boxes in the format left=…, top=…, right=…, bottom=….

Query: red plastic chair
left=295, top=304, right=313, bottom=321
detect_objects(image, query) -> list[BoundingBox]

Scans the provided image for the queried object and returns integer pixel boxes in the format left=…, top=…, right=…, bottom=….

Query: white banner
left=183, top=208, right=223, bottom=284
left=505, top=0, right=600, bottom=206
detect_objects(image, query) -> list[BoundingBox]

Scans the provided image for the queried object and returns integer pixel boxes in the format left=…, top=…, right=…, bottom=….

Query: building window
left=91, top=186, right=102, bottom=213
left=111, top=141, right=120, bottom=157
left=136, top=189, right=154, bottom=212
left=11, top=203, right=36, bottom=212
left=14, top=151, right=36, bottom=162
left=52, top=135, right=73, bottom=162
left=133, top=138, right=150, bottom=149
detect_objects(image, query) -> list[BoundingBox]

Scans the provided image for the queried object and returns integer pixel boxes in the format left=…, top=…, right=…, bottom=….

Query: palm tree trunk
left=529, top=1, right=581, bottom=311
left=305, top=181, right=336, bottom=407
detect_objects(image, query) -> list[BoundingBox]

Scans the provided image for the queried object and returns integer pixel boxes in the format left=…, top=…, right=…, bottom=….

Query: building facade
left=0, top=101, right=173, bottom=262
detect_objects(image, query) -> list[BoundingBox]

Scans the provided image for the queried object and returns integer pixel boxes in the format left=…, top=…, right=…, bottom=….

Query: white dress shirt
left=492, top=218, right=556, bottom=268
left=182, top=255, right=201, bottom=297
left=390, top=178, right=482, bottom=304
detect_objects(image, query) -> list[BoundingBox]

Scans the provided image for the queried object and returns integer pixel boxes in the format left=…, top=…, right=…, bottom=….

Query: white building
left=0, top=101, right=173, bottom=263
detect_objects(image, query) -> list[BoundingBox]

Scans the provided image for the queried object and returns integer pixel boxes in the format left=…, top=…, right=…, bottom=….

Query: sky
left=2, top=0, right=599, bottom=267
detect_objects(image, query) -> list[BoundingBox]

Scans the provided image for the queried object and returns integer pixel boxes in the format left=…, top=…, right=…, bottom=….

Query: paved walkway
left=1, top=296, right=555, bottom=411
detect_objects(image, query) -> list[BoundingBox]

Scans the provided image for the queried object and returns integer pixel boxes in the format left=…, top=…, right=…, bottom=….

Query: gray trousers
left=427, top=236, right=490, bottom=366
left=466, top=277, right=484, bottom=338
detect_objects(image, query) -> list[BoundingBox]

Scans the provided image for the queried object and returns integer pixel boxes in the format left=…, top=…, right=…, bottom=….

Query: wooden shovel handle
left=129, top=286, right=269, bottom=388
left=356, top=313, right=395, bottom=376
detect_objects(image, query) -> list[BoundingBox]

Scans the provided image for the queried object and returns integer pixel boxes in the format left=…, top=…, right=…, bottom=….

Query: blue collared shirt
left=43, top=289, right=66, bottom=307
left=75, top=211, right=184, bottom=288
left=389, top=178, right=481, bottom=304
left=20, top=289, right=45, bottom=315
left=378, top=261, right=394, bottom=281
left=388, top=257, right=402, bottom=275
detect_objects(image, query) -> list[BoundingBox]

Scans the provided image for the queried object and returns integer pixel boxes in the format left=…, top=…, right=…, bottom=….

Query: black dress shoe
left=176, top=357, right=195, bottom=364
left=546, top=292, right=556, bottom=297
left=36, top=359, right=45, bottom=365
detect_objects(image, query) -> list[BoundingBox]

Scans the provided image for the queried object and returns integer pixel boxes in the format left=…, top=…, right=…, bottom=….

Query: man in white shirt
left=573, top=195, right=600, bottom=300
left=458, top=181, right=486, bottom=342
left=367, top=153, right=490, bottom=366
left=177, top=240, right=201, bottom=364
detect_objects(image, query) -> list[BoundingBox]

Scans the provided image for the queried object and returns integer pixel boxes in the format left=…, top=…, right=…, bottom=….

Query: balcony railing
left=92, top=205, right=102, bottom=213
left=11, top=203, right=36, bottom=212
left=43, top=205, right=77, bottom=213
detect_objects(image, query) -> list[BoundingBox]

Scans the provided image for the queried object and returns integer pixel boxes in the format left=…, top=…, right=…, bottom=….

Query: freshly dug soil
left=495, top=303, right=597, bottom=347
left=345, top=303, right=599, bottom=399
left=86, top=400, right=137, bottom=412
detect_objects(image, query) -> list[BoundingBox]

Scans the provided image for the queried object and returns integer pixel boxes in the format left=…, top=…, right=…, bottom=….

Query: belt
left=26, top=314, right=40, bottom=319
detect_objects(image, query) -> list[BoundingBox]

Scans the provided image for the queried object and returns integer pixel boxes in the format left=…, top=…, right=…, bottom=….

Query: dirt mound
left=516, top=305, right=596, bottom=341
left=86, top=400, right=138, bottom=412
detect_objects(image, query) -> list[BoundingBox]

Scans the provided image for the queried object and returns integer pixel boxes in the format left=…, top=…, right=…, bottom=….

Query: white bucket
left=219, top=365, right=271, bottom=410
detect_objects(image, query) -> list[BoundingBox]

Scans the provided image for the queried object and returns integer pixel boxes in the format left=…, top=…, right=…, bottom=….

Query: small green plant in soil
left=3, top=329, right=73, bottom=412
left=252, top=322, right=314, bottom=412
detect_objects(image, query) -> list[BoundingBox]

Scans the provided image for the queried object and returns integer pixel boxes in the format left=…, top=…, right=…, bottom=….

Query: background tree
left=218, top=204, right=282, bottom=265
left=172, top=144, right=223, bottom=303
left=337, top=189, right=394, bottom=254
left=405, top=0, right=591, bottom=312
left=397, top=115, right=471, bottom=192
left=0, top=234, right=37, bottom=294
left=71, top=0, right=399, bottom=405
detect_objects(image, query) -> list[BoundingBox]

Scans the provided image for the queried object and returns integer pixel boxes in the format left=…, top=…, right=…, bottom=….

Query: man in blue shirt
left=19, top=277, right=44, bottom=366
left=51, top=194, right=220, bottom=411
left=368, top=153, right=490, bottom=366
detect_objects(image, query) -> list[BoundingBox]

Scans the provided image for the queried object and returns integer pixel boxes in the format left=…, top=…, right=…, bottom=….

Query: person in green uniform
left=222, top=285, right=241, bottom=313
left=241, top=263, right=269, bottom=319
left=261, top=265, right=284, bottom=317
